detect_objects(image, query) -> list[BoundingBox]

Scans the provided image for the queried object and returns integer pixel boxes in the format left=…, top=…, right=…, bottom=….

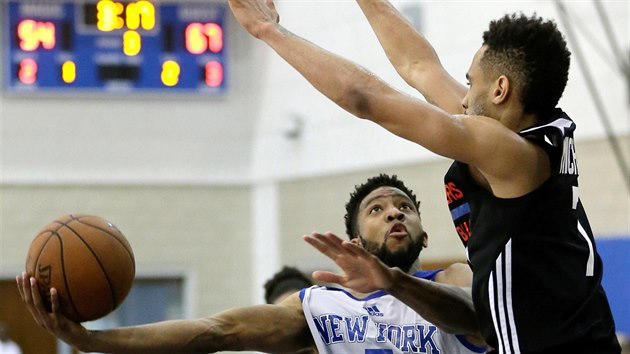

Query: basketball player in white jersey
left=17, top=174, right=485, bottom=353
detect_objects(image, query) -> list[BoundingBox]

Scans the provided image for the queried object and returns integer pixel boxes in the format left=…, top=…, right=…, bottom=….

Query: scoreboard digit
left=3, top=1, right=228, bottom=94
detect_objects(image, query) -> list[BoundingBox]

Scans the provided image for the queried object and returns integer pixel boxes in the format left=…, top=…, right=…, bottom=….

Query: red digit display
left=19, top=58, right=38, bottom=84
left=205, top=23, right=223, bottom=53
left=205, top=60, right=223, bottom=87
left=7, top=1, right=228, bottom=93
left=17, top=19, right=56, bottom=51
left=185, top=22, right=206, bottom=54
left=185, top=22, right=223, bottom=55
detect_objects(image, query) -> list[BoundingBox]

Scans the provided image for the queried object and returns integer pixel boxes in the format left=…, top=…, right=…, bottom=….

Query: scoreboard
left=3, top=1, right=228, bottom=94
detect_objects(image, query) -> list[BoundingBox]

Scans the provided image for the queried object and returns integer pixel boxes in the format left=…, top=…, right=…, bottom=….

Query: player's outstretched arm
left=304, top=232, right=480, bottom=335
left=355, top=0, right=467, bottom=113
left=17, top=273, right=312, bottom=354
left=228, top=0, right=547, bottom=196
left=228, top=0, right=471, bottom=161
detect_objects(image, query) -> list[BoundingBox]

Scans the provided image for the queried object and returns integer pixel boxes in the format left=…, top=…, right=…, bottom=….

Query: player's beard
left=360, top=232, right=424, bottom=273
left=466, top=101, right=487, bottom=116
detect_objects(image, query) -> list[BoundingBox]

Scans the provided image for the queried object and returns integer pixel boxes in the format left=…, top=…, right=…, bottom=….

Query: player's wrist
left=72, top=328, right=95, bottom=353
left=382, top=266, right=403, bottom=292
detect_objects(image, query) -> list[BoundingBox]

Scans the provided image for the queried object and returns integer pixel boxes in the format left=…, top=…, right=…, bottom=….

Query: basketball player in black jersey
left=228, top=0, right=620, bottom=353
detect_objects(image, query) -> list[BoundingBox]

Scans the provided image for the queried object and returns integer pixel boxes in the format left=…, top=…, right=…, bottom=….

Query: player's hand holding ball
left=19, top=214, right=135, bottom=322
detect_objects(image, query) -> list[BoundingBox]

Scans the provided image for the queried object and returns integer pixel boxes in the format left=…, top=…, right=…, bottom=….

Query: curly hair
left=344, top=174, right=420, bottom=239
left=482, top=12, right=571, bottom=119
left=263, top=266, right=313, bottom=304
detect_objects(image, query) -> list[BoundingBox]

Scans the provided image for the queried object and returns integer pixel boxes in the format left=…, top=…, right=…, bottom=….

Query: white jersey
left=300, top=270, right=486, bottom=354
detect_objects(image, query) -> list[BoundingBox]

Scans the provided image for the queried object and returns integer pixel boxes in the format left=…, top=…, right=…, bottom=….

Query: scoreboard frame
left=2, top=0, right=229, bottom=96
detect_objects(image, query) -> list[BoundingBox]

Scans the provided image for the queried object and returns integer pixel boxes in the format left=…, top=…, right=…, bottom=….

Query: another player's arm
left=306, top=233, right=479, bottom=337
left=434, top=263, right=486, bottom=346
left=384, top=267, right=479, bottom=336
left=229, top=0, right=545, bottom=197
left=355, top=0, right=466, bottom=113
left=18, top=274, right=312, bottom=354
left=86, top=294, right=311, bottom=353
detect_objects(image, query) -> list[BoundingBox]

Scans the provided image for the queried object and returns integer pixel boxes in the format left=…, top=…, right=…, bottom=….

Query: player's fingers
left=340, top=239, right=367, bottom=256
left=27, top=277, right=48, bottom=327
left=312, top=270, right=344, bottom=284
left=303, top=234, right=338, bottom=259
left=16, top=273, right=26, bottom=300
left=310, top=232, right=346, bottom=255
left=21, top=274, right=35, bottom=306
left=264, top=0, right=279, bottom=22
left=319, top=232, right=348, bottom=254
left=50, top=288, right=61, bottom=315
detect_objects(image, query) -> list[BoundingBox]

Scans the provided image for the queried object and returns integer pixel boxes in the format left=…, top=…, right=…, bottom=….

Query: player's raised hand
left=228, top=0, right=280, bottom=39
left=304, top=232, right=396, bottom=294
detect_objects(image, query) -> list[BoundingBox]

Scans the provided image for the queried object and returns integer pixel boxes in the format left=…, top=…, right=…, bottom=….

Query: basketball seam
left=48, top=229, right=82, bottom=321
left=73, top=215, right=136, bottom=272
left=35, top=221, right=64, bottom=237
left=32, top=232, right=54, bottom=269
left=32, top=232, right=55, bottom=312
left=62, top=221, right=116, bottom=320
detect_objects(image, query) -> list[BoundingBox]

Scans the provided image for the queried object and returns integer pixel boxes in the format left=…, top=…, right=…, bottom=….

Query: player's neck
left=406, top=259, right=422, bottom=274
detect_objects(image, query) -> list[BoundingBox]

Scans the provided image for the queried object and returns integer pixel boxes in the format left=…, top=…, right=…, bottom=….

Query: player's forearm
left=385, top=268, right=479, bottom=335
left=356, top=0, right=440, bottom=84
left=78, top=319, right=229, bottom=353
left=355, top=0, right=467, bottom=114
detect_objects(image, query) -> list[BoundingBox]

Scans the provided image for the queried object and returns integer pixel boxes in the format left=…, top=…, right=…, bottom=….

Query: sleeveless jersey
left=300, top=270, right=486, bottom=354
left=443, top=110, right=620, bottom=354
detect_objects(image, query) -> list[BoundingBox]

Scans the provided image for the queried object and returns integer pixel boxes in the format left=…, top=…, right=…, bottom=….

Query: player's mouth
left=388, top=223, right=408, bottom=238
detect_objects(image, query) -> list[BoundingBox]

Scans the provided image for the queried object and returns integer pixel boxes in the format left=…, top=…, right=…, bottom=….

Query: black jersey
left=443, top=110, right=620, bottom=354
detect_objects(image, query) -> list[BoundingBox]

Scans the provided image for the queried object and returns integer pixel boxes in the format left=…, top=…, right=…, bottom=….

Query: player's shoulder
left=433, top=263, right=472, bottom=287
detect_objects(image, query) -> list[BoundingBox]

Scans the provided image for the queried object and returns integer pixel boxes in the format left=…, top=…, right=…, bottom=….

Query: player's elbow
left=343, top=84, right=385, bottom=123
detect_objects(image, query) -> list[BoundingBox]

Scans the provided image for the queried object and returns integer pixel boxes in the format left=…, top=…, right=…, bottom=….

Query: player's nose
left=386, top=207, right=404, bottom=222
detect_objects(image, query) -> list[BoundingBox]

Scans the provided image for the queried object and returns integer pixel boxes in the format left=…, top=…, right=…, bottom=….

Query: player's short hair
left=264, top=266, right=313, bottom=304
left=482, top=12, right=571, bottom=119
left=344, top=174, right=420, bottom=239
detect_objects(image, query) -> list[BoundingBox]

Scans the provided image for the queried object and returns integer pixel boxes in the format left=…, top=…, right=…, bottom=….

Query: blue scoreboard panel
left=3, top=1, right=227, bottom=94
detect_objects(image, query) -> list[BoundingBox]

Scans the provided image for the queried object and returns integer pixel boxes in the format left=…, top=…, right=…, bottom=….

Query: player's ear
left=492, top=75, right=510, bottom=105
left=421, top=231, right=428, bottom=248
left=351, top=236, right=362, bottom=247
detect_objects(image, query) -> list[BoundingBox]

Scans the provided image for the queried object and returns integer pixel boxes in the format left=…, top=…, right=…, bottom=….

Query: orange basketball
left=25, top=214, right=135, bottom=322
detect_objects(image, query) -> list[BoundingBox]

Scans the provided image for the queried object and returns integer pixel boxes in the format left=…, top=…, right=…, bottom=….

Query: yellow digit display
left=97, top=1, right=155, bottom=32
left=97, top=0, right=124, bottom=32
left=62, top=61, right=77, bottom=83
left=123, top=30, right=142, bottom=56
left=126, top=1, right=155, bottom=30
left=161, top=60, right=180, bottom=87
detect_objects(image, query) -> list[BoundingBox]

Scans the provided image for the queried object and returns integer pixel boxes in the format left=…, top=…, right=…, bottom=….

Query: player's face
left=356, top=187, right=426, bottom=272
left=462, top=46, right=494, bottom=117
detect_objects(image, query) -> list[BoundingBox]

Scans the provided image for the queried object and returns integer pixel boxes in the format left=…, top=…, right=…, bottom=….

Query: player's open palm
left=304, top=232, right=395, bottom=293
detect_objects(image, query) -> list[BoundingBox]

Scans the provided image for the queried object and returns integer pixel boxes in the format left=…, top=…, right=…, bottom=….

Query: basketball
left=25, top=214, right=135, bottom=322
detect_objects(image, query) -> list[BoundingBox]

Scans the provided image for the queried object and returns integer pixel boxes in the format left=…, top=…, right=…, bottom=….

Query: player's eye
left=369, top=206, right=382, bottom=214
